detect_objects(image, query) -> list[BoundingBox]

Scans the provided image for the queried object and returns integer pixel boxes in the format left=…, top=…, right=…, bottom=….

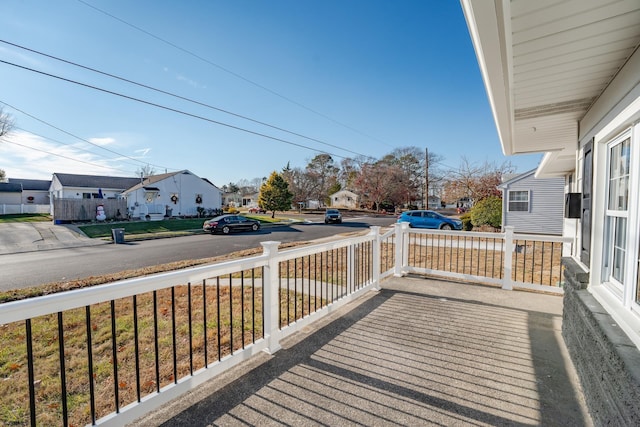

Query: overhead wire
left=75, top=0, right=393, bottom=149
left=0, top=39, right=371, bottom=160
left=0, top=136, right=129, bottom=172
left=0, top=59, right=349, bottom=160
left=0, top=99, right=177, bottom=171
left=11, top=125, right=153, bottom=170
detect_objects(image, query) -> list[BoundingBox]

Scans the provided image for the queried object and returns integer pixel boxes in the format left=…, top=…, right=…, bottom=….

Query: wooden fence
left=53, top=198, right=128, bottom=221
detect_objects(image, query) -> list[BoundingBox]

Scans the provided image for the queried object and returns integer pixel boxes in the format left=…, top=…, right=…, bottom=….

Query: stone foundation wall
left=562, top=257, right=640, bottom=425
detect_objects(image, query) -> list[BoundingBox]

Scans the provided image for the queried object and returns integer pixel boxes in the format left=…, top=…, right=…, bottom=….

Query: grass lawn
left=0, top=213, right=52, bottom=223
left=78, top=215, right=278, bottom=238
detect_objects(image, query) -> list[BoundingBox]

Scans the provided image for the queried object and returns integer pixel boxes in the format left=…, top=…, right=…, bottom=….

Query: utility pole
left=425, top=147, right=429, bottom=209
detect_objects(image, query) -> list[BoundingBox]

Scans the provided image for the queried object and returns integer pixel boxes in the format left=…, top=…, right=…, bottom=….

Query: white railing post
left=261, top=241, right=282, bottom=354
left=502, top=226, right=514, bottom=290
left=394, top=222, right=408, bottom=277
left=370, top=226, right=381, bottom=290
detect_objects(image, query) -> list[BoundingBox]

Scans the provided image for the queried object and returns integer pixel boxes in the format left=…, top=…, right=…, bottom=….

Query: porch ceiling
left=462, top=0, right=640, bottom=174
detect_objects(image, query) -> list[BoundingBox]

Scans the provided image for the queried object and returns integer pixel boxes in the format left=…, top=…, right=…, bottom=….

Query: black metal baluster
left=25, top=319, right=36, bottom=427
left=153, top=291, right=160, bottom=392
left=85, top=306, right=96, bottom=424
left=188, top=282, right=193, bottom=374
left=228, top=273, right=233, bottom=354
left=133, top=295, right=141, bottom=401
left=550, top=243, right=555, bottom=286
left=57, top=312, right=69, bottom=426
left=463, top=236, right=467, bottom=275
left=216, top=277, right=221, bottom=361
left=251, top=269, right=256, bottom=343
left=240, top=272, right=245, bottom=349
left=171, top=287, right=177, bottom=383
left=203, top=279, right=208, bottom=367
left=110, top=301, right=119, bottom=413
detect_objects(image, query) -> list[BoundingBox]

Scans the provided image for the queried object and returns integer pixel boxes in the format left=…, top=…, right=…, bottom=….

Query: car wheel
left=440, top=224, right=452, bottom=230
left=251, top=223, right=259, bottom=231
left=338, top=220, right=342, bottom=224
left=324, top=220, right=329, bottom=224
left=222, top=226, right=230, bottom=234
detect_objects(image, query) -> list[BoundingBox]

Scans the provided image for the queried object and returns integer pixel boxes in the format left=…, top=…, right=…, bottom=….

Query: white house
left=122, top=170, right=222, bottom=219
left=497, top=169, right=564, bottom=235
left=50, top=173, right=140, bottom=200
left=462, top=1, right=640, bottom=423
left=330, top=190, right=359, bottom=209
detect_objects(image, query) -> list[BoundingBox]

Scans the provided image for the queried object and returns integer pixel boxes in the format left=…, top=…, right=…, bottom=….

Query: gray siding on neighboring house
left=500, top=170, right=564, bottom=235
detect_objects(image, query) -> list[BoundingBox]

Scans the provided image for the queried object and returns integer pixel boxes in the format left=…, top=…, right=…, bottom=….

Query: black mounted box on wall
left=565, top=193, right=581, bottom=218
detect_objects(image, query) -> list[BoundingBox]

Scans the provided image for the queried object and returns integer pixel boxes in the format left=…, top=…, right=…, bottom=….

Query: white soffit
left=462, top=0, right=640, bottom=168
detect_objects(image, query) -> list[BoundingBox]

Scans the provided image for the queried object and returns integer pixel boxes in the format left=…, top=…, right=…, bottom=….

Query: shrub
left=470, top=196, right=502, bottom=229
left=460, top=212, right=473, bottom=231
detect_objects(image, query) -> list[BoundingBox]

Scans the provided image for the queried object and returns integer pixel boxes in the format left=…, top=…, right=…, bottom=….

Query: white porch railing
left=0, top=224, right=572, bottom=426
left=395, top=223, right=573, bottom=294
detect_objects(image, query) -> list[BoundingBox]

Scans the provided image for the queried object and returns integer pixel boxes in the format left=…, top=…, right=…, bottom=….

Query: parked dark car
left=397, top=210, right=462, bottom=230
left=324, top=209, right=342, bottom=224
left=203, top=215, right=261, bottom=234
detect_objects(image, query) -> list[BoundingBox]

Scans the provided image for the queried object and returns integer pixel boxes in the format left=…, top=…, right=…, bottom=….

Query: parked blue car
left=397, top=210, right=462, bottom=230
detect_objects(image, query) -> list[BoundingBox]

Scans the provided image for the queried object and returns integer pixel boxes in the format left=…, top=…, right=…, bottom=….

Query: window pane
left=612, top=217, right=627, bottom=283
left=608, top=138, right=630, bottom=210
left=509, top=202, right=529, bottom=212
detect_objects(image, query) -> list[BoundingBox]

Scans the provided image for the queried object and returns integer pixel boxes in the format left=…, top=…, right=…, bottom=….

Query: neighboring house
left=0, top=179, right=52, bottom=215
left=427, top=195, right=441, bottom=210
left=242, top=193, right=259, bottom=209
left=0, top=182, right=22, bottom=205
left=7, top=178, right=51, bottom=204
left=122, top=170, right=222, bottom=219
left=497, top=169, right=564, bottom=235
left=462, top=1, right=640, bottom=423
left=330, top=190, right=358, bottom=209
left=50, top=173, right=140, bottom=200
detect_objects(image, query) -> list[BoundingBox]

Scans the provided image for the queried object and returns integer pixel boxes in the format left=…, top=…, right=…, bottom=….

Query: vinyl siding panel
left=502, top=173, right=564, bottom=235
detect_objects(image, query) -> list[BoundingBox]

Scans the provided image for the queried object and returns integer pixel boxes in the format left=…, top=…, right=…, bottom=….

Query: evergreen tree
left=259, top=171, right=293, bottom=218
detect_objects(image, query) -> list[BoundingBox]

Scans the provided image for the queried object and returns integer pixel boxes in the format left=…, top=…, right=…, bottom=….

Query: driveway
left=0, top=222, right=107, bottom=255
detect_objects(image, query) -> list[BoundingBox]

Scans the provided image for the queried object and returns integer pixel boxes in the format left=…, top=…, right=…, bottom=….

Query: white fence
left=0, top=203, right=50, bottom=215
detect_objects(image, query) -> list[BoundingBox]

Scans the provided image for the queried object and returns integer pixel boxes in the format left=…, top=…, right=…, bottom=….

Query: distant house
left=50, top=173, right=140, bottom=200
left=330, top=190, right=358, bottom=209
left=122, top=170, right=222, bottom=219
left=7, top=178, right=51, bottom=204
left=498, top=170, right=565, bottom=235
left=0, top=182, right=22, bottom=205
left=0, top=178, right=52, bottom=215
left=427, top=195, right=441, bottom=210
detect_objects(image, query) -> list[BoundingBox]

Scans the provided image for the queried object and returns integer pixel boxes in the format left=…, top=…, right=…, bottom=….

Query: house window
left=507, top=191, right=529, bottom=212
left=603, top=135, right=630, bottom=290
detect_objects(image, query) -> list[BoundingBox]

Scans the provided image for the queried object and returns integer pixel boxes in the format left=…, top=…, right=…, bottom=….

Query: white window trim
left=602, top=131, right=632, bottom=296
left=507, top=190, right=530, bottom=212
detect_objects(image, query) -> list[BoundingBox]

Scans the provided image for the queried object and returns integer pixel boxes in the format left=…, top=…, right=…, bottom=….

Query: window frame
left=507, top=190, right=530, bottom=212
left=602, top=131, right=632, bottom=298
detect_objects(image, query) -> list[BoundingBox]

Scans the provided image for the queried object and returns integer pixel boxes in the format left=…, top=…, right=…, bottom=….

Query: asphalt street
left=0, top=215, right=395, bottom=291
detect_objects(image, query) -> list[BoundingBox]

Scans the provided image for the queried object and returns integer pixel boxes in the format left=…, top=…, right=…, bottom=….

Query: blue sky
left=0, top=0, right=542, bottom=184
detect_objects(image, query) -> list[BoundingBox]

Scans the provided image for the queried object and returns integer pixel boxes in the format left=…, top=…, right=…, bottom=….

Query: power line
left=0, top=59, right=349, bottom=160
left=0, top=39, right=371, bottom=159
left=0, top=99, right=177, bottom=171
left=75, top=0, right=393, bottom=149
left=12, top=125, right=151, bottom=170
left=0, top=136, right=130, bottom=173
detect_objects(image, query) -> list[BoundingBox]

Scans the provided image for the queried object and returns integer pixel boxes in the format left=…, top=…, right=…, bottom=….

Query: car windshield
left=327, top=210, right=339, bottom=214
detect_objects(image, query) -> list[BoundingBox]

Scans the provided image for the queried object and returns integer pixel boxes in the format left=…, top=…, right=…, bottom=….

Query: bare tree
left=443, top=156, right=515, bottom=205
left=0, top=107, right=14, bottom=138
left=135, top=164, right=156, bottom=178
